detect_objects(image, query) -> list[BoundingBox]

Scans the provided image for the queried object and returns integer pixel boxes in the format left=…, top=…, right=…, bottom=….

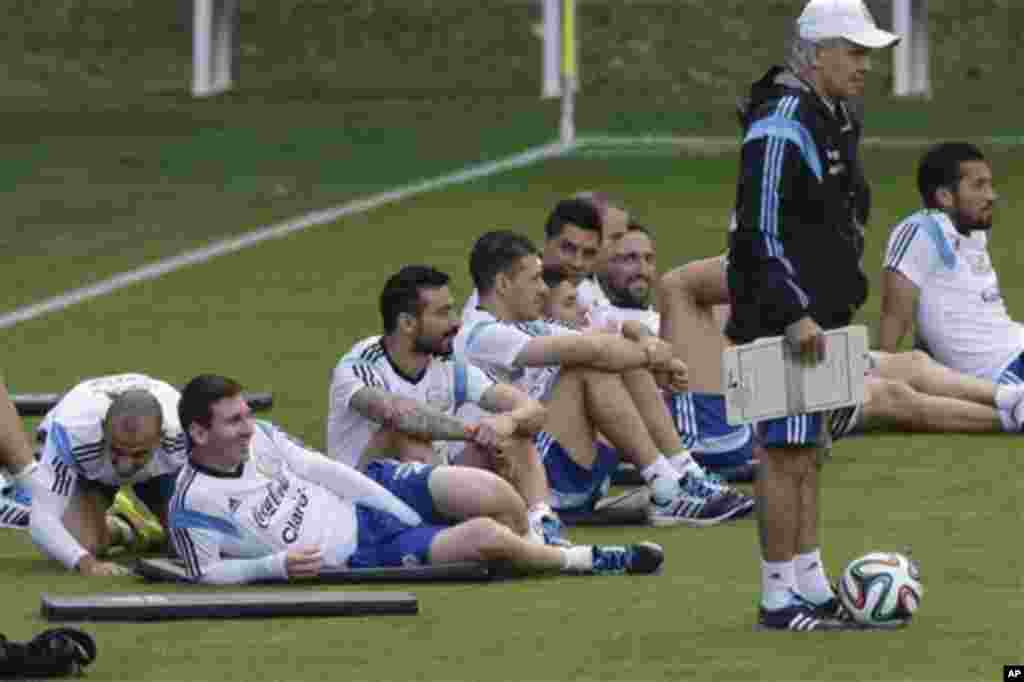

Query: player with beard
left=879, top=143, right=1024, bottom=392
left=583, top=226, right=758, bottom=482
left=329, top=265, right=568, bottom=546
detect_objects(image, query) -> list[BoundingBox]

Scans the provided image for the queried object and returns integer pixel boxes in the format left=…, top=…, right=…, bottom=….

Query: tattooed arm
left=349, top=387, right=475, bottom=442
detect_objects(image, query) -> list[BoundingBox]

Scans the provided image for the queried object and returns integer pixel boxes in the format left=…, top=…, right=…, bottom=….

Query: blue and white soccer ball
left=839, top=551, right=923, bottom=626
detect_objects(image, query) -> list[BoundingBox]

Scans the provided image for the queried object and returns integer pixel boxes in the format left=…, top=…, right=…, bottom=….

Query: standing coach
left=725, top=0, right=899, bottom=631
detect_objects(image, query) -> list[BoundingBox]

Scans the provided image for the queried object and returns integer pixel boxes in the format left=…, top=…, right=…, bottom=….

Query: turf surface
left=2, top=2, right=1023, bottom=680
left=2, top=150, right=1023, bottom=681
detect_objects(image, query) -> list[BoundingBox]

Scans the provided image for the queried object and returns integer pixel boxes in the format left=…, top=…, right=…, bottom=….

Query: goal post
left=892, top=0, right=931, bottom=98
left=192, top=0, right=239, bottom=98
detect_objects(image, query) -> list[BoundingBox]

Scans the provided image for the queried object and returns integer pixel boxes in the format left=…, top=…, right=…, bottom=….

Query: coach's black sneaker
left=591, top=541, right=665, bottom=575
left=757, top=592, right=860, bottom=632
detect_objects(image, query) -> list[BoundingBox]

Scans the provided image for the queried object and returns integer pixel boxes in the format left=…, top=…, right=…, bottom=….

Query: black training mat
left=14, top=391, right=273, bottom=417
left=41, top=590, right=417, bottom=622
left=560, top=507, right=648, bottom=526
left=136, top=557, right=494, bottom=584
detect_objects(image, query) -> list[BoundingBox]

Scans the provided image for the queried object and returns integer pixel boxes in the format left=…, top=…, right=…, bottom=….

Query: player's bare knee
left=878, top=380, right=924, bottom=426
left=461, top=517, right=513, bottom=560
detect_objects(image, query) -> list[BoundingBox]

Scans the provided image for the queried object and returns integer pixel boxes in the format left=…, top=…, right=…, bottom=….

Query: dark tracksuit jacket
left=725, top=66, right=871, bottom=344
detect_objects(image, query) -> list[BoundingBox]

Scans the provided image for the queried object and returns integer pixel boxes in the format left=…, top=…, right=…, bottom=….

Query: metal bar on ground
left=136, top=557, right=494, bottom=584
left=42, top=590, right=417, bottom=622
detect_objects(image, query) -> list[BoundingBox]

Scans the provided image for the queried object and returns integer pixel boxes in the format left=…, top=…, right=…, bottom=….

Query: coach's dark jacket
left=725, top=66, right=870, bottom=344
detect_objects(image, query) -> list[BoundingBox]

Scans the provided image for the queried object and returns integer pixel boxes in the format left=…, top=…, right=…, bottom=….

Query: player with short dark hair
left=458, top=230, right=752, bottom=526
left=171, top=374, right=665, bottom=584
left=331, top=264, right=568, bottom=546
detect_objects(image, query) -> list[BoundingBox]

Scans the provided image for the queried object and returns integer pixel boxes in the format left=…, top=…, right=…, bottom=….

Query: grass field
left=2, top=146, right=1023, bottom=682
left=2, top=2, right=1023, bottom=680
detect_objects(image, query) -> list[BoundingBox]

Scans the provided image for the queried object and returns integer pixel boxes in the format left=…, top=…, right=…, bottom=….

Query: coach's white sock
left=795, top=549, right=835, bottom=605
left=761, top=559, right=798, bottom=610
left=641, top=456, right=682, bottom=501
left=667, top=451, right=703, bottom=478
left=560, top=545, right=593, bottom=572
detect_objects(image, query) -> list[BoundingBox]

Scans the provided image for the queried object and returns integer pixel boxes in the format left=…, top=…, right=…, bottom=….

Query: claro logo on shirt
left=281, top=490, right=310, bottom=544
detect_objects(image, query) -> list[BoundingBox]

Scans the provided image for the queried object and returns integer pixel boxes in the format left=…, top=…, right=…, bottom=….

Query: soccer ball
left=838, top=551, right=923, bottom=626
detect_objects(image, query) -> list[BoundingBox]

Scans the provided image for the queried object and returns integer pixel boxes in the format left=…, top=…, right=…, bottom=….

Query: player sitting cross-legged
left=329, top=265, right=567, bottom=546
left=170, top=374, right=665, bottom=584
left=455, top=230, right=752, bottom=526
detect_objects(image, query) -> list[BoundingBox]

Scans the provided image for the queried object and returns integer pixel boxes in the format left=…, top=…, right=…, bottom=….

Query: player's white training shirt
left=589, top=301, right=661, bottom=336
left=463, top=277, right=609, bottom=326
left=455, top=308, right=579, bottom=401
left=575, top=277, right=611, bottom=316
left=884, top=209, right=1024, bottom=381
left=170, top=421, right=421, bottom=584
left=328, top=336, right=494, bottom=467
left=30, top=373, right=186, bottom=569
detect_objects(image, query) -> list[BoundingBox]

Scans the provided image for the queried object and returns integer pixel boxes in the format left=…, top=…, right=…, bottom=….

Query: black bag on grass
left=0, top=628, right=96, bottom=678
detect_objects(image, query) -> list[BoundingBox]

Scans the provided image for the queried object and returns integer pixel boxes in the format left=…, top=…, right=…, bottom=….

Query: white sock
left=527, top=503, right=554, bottom=525
left=560, top=545, right=593, bottom=572
left=760, top=559, right=797, bottom=610
left=10, top=460, right=40, bottom=484
left=998, top=409, right=1017, bottom=433
left=795, top=549, right=835, bottom=605
left=995, top=384, right=1020, bottom=410
left=641, top=456, right=682, bottom=501
left=668, top=451, right=703, bottom=478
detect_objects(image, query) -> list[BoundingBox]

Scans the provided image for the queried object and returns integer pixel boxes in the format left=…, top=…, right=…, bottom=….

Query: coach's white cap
left=798, top=0, right=901, bottom=48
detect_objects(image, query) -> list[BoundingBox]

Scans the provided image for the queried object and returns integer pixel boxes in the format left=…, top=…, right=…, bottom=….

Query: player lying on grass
left=658, top=254, right=1024, bottom=440
left=455, top=230, right=752, bottom=526
left=22, top=374, right=183, bottom=576
left=170, top=374, right=665, bottom=584
left=879, top=142, right=1024, bottom=419
left=329, top=265, right=567, bottom=546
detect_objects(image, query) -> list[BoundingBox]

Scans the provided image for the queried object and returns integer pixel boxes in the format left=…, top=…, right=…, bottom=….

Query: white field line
left=0, top=141, right=574, bottom=329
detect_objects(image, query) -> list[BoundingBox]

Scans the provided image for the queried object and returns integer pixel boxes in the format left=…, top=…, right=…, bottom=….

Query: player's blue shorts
left=998, top=352, right=1024, bottom=386
left=347, top=504, right=445, bottom=569
left=757, top=413, right=826, bottom=448
left=535, top=431, right=619, bottom=512
left=667, top=392, right=755, bottom=469
left=363, top=459, right=444, bottom=524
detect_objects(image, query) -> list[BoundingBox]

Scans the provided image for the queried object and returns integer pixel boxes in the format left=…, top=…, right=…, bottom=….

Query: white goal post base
left=192, top=0, right=239, bottom=97
left=892, top=0, right=931, bottom=98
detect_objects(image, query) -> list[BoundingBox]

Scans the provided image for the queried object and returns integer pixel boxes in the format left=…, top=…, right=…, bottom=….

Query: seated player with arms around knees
left=329, top=265, right=567, bottom=546
left=26, top=374, right=184, bottom=576
left=659, top=255, right=1024, bottom=445
left=879, top=142, right=1024, bottom=421
left=171, top=374, right=665, bottom=584
left=579, top=225, right=757, bottom=483
left=456, top=230, right=752, bottom=526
